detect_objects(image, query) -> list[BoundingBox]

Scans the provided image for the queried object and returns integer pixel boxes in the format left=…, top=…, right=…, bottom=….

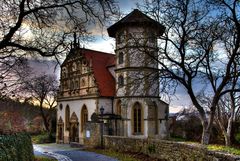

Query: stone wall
left=104, top=136, right=240, bottom=161
left=83, top=122, right=101, bottom=147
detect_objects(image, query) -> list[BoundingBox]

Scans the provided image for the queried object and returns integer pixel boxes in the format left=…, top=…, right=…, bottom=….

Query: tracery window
left=81, top=105, right=88, bottom=131
left=65, top=105, right=70, bottom=130
left=132, top=102, right=143, bottom=135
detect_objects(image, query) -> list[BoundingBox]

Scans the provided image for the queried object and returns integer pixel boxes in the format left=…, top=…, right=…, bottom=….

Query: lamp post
left=100, top=106, right=104, bottom=149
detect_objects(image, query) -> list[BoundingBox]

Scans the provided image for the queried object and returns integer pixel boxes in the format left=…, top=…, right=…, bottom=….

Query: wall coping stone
left=104, top=135, right=240, bottom=161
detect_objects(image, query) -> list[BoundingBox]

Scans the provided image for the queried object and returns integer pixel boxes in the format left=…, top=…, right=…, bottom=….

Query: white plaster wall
left=128, top=71, right=145, bottom=96
left=98, top=98, right=113, bottom=114
left=57, top=99, right=97, bottom=139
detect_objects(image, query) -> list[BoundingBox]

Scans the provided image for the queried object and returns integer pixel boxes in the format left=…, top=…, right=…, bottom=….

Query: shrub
left=31, top=132, right=56, bottom=144
left=235, top=132, right=240, bottom=144
left=0, top=132, right=34, bottom=161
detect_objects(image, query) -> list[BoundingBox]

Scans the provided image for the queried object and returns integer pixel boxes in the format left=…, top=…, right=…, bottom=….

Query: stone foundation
left=104, top=136, right=240, bottom=161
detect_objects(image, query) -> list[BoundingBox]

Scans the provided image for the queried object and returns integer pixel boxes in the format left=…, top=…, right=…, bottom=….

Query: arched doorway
left=57, top=117, right=64, bottom=143
left=69, top=112, right=79, bottom=142
left=81, top=105, right=88, bottom=132
left=132, top=102, right=143, bottom=135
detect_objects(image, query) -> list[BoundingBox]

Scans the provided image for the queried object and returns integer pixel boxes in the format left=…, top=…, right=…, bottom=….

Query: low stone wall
left=104, top=136, right=240, bottom=161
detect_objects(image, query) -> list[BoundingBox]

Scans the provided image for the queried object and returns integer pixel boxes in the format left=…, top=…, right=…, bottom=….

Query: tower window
left=117, top=31, right=124, bottom=43
left=116, top=100, right=122, bottom=115
left=132, top=102, right=143, bottom=135
left=118, top=75, right=124, bottom=88
left=118, top=52, right=124, bottom=64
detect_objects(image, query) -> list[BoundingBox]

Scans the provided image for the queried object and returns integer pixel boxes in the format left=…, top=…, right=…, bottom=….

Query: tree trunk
left=201, top=127, right=211, bottom=144
left=40, top=100, right=50, bottom=132
left=201, top=119, right=211, bottom=144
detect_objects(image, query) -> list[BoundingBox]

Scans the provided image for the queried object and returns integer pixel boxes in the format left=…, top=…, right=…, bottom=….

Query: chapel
left=56, top=9, right=169, bottom=144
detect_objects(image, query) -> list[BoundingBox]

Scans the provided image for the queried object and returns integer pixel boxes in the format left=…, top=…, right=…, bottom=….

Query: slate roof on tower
left=107, top=9, right=165, bottom=37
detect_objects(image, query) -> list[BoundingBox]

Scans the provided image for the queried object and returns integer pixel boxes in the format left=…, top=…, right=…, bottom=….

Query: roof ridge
left=80, top=48, right=115, bottom=56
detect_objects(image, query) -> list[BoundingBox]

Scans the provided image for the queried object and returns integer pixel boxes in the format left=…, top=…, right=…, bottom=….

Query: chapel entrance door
left=69, top=112, right=79, bottom=142
left=57, top=117, right=64, bottom=143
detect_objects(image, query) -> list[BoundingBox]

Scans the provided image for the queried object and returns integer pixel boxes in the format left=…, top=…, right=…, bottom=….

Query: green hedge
left=0, top=132, right=34, bottom=161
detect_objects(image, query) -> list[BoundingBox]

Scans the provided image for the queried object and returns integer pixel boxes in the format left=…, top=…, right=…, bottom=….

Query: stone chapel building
left=56, top=9, right=169, bottom=144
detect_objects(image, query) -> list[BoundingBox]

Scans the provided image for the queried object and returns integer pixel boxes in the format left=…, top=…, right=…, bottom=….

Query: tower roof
left=107, top=9, right=165, bottom=38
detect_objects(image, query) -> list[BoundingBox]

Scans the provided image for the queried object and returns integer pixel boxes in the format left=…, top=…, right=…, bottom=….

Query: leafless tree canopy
left=0, top=0, right=119, bottom=97
left=0, top=0, right=119, bottom=56
left=23, top=73, right=58, bottom=133
left=137, top=0, right=240, bottom=144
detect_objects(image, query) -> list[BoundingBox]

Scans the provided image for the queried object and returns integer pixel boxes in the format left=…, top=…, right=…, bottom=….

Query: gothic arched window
left=65, top=105, right=70, bottom=130
left=116, top=100, right=122, bottom=116
left=118, top=52, right=123, bottom=64
left=132, top=102, right=143, bottom=135
left=81, top=105, right=88, bottom=131
left=118, top=75, right=124, bottom=88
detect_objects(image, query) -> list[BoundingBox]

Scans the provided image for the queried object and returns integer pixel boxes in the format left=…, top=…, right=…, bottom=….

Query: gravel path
left=34, top=143, right=118, bottom=161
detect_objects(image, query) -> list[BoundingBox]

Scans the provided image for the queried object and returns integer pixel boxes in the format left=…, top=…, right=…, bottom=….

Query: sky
left=87, top=0, right=141, bottom=54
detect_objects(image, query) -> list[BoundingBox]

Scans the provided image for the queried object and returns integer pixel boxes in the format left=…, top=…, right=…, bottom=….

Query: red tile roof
left=82, top=49, right=116, bottom=97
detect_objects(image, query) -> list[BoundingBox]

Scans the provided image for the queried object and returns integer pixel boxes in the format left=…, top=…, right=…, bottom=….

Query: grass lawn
left=207, top=145, right=240, bottom=155
left=34, top=156, right=57, bottom=161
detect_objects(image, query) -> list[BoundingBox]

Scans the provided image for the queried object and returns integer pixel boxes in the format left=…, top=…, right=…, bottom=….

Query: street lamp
left=100, top=106, right=104, bottom=149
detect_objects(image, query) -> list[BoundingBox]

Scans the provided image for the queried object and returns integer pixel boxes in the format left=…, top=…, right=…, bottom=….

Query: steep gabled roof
left=107, top=9, right=165, bottom=38
left=81, top=48, right=116, bottom=97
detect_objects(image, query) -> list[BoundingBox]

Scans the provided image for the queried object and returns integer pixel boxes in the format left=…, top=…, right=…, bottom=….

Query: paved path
left=34, top=143, right=118, bottom=161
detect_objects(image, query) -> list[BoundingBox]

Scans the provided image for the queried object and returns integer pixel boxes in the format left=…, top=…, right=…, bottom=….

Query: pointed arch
left=118, top=52, right=124, bottom=64
left=69, top=112, right=79, bottom=142
left=81, top=105, right=88, bottom=131
left=132, top=102, right=143, bottom=135
left=57, top=116, right=64, bottom=142
left=118, top=75, right=124, bottom=88
left=65, top=105, right=70, bottom=130
left=116, top=100, right=122, bottom=116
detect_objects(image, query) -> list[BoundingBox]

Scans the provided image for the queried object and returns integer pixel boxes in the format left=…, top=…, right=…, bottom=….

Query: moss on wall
left=0, top=132, right=33, bottom=161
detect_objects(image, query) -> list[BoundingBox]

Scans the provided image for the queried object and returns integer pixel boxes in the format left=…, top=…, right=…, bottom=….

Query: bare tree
left=215, top=83, right=240, bottom=146
left=23, top=73, right=58, bottom=136
left=0, top=0, right=119, bottom=57
left=0, top=0, right=119, bottom=101
left=136, top=0, right=240, bottom=144
left=0, top=53, right=31, bottom=98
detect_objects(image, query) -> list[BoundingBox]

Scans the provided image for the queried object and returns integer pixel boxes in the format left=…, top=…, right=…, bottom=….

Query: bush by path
left=0, top=132, right=34, bottom=161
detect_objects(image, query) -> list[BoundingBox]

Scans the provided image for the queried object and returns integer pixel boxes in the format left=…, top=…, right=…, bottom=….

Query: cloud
left=86, top=37, right=115, bottom=53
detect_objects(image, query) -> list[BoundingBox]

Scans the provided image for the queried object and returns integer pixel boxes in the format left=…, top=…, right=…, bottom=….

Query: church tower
left=108, top=9, right=169, bottom=138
